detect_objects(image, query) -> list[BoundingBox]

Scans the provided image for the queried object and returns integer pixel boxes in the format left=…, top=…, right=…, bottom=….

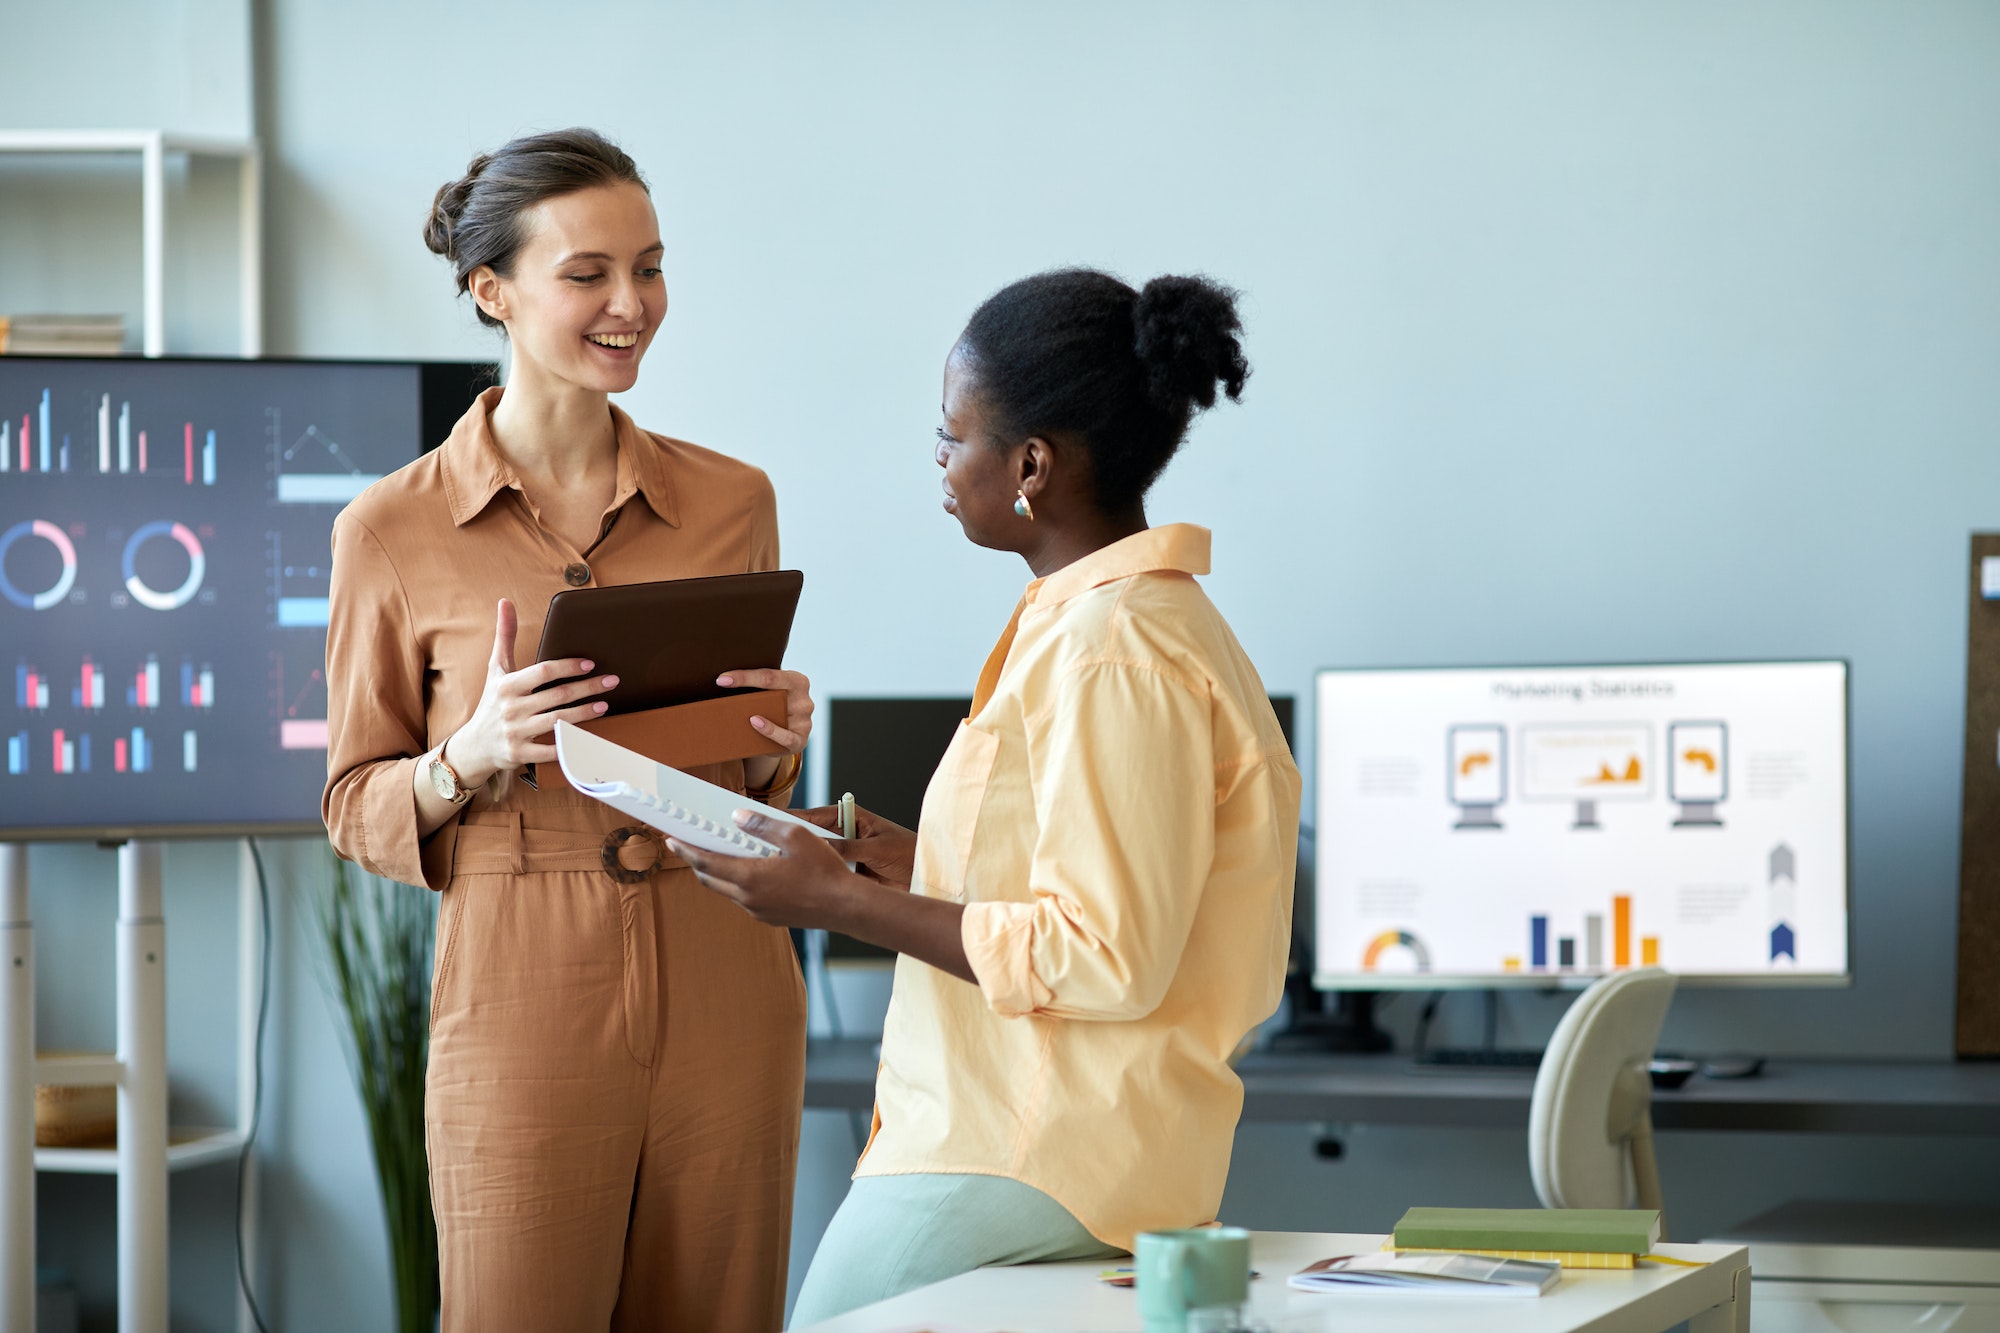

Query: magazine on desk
left=1291, top=1252, right=1561, bottom=1296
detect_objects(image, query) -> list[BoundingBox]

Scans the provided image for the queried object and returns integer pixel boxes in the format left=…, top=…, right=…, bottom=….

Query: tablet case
left=537, top=570, right=804, bottom=715
left=578, top=690, right=789, bottom=771
left=537, top=570, right=803, bottom=772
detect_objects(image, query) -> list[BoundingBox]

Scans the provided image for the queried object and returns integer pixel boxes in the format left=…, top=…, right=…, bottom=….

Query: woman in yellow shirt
left=673, top=268, right=1300, bottom=1321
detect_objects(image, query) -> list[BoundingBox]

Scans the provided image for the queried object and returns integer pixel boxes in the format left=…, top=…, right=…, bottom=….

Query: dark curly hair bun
left=422, top=129, right=647, bottom=329
left=1134, top=275, right=1250, bottom=413
left=958, top=268, right=1250, bottom=512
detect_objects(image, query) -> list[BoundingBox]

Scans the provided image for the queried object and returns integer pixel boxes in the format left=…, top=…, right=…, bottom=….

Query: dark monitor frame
left=1, top=354, right=495, bottom=842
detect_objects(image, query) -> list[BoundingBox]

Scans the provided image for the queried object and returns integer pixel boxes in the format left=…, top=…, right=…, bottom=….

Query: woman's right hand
left=446, top=598, right=619, bottom=783
left=800, top=803, right=919, bottom=889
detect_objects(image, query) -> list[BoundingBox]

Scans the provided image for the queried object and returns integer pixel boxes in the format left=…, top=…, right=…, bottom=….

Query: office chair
left=1529, top=966, right=1677, bottom=1230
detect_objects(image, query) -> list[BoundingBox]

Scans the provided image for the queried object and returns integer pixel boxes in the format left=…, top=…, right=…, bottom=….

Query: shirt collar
left=439, top=386, right=680, bottom=528
left=1024, top=523, right=1212, bottom=607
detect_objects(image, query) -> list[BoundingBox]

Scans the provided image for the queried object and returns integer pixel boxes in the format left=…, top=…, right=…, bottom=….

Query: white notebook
left=1289, top=1252, right=1561, bottom=1297
left=554, top=720, right=837, bottom=858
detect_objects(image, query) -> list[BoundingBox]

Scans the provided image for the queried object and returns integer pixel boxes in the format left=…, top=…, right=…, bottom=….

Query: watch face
left=430, top=757, right=459, bottom=801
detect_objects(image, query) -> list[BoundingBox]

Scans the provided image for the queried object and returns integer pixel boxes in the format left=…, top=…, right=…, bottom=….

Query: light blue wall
left=8, top=1, right=2000, bottom=1327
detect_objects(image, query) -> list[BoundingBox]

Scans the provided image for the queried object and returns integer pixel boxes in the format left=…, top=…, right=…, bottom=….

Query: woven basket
left=35, top=1052, right=117, bottom=1148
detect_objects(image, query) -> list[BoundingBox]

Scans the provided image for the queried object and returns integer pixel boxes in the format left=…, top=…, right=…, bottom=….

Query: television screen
left=1315, top=661, right=1849, bottom=987
left=0, top=356, right=491, bottom=839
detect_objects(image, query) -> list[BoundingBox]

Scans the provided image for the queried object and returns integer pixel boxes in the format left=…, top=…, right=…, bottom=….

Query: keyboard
left=1413, top=1047, right=1543, bottom=1069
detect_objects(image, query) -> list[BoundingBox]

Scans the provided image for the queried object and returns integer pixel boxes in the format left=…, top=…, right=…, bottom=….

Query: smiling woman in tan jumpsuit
left=323, top=128, right=812, bottom=1333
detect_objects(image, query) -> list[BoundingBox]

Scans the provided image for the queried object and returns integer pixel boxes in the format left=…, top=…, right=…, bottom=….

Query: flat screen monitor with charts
left=0, top=355, right=492, bottom=840
left=1315, top=661, right=1849, bottom=988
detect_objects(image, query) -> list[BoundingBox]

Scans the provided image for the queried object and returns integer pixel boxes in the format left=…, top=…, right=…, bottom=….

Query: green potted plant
left=315, top=849, right=440, bottom=1333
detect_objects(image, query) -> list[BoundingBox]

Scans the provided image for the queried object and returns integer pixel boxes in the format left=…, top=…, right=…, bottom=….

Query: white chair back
left=1528, top=967, right=1677, bottom=1223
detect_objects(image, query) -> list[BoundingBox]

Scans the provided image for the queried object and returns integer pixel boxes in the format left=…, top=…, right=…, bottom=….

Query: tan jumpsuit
left=323, top=389, right=805, bottom=1332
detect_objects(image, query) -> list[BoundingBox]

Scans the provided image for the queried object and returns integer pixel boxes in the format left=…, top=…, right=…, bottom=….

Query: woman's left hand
left=672, top=812, right=854, bottom=930
left=717, top=667, right=813, bottom=754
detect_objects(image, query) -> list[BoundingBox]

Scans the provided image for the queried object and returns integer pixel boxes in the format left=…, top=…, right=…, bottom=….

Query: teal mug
left=1136, top=1227, right=1251, bottom=1333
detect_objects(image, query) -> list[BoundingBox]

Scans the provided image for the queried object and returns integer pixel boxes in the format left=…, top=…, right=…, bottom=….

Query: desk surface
left=805, top=1039, right=2000, bottom=1136
left=791, top=1231, right=1749, bottom=1333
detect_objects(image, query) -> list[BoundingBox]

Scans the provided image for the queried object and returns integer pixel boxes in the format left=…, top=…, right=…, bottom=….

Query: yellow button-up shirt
left=858, top=523, right=1301, bottom=1249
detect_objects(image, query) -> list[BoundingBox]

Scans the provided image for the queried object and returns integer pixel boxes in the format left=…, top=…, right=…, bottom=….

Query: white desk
left=794, top=1231, right=1751, bottom=1333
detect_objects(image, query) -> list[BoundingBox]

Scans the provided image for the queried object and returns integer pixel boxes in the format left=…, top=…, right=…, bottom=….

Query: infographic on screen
left=1, top=359, right=426, bottom=834
left=1316, top=662, right=1849, bottom=983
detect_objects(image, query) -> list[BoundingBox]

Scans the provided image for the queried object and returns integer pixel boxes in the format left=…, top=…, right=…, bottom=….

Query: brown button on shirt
left=323, top=387, right=780, bottom=888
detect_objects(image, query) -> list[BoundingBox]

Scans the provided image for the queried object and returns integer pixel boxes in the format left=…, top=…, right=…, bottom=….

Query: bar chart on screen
left=179, top=659, right=215, bottom=708
left=13, top=662, right=50, bottom=711
left=1515, top=897, right=1662, bottom=974
left=0, top=384, right=218, bottom=484
left=0, top=726, right=200, bottom=776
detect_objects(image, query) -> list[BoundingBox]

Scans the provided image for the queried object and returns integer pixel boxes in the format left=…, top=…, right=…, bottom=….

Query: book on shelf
left=1393, top=1206, right=1662, bottom=1257
left=1291, top=1252, right=1561, bottom=1297
left=0, top=314, right=127, bottom=355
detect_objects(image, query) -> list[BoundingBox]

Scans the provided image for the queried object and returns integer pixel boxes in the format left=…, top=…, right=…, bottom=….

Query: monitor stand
left=1268, top=990, right=1394, bottom=1054
left=1572, top=799, right=1601, bottom=830
left=1452, top=804, right=1502, bottom=831
left=1410, top=987, right=1544, bottom=1068
left=1674, top=801, right=1724, bottom=828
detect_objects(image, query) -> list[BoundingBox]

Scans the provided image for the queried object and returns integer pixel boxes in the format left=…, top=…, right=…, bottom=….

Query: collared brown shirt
left=323, top=387, right=779, bottom=888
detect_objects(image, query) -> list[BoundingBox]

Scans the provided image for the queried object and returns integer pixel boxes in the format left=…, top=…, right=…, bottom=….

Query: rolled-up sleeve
left=961, top=659, right=1216, bottom=1021
left=323, top=511, right=450, bottom=889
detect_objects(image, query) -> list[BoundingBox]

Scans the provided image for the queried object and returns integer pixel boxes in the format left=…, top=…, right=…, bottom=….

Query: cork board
left=1957, top=535, right=2000, bottom=1057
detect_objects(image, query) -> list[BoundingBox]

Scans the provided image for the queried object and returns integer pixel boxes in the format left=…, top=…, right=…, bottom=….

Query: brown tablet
left=534, top=570, right=804, bottom=715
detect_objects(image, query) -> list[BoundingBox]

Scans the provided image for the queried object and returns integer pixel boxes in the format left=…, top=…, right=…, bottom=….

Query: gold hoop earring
left=1014, top=490, right=1035, bottom=521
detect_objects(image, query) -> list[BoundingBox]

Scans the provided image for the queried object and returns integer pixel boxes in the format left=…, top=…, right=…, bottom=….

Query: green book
left=1393, top=1207, right=1663, bottom=1255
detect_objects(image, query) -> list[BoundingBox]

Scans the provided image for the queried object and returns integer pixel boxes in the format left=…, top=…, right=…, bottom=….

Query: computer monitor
left=1314, top=661, right=1849, bottom=988
left=1, top=355, right=493, bottom=840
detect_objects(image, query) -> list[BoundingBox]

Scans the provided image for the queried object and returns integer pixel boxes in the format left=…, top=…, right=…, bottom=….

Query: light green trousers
left=789, top=1172, right=1127, bottom=1327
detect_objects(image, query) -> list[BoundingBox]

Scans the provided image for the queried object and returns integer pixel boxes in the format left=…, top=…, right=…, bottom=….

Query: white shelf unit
left=3, top=844, right=265, bottom=1333
left=0, top=129, right=262, bottom=357
left=1, top=129, right=266, bottom=1333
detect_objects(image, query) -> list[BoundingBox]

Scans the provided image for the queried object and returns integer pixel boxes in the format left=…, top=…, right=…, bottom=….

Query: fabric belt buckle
left=600, top=825, right=668, bottom=884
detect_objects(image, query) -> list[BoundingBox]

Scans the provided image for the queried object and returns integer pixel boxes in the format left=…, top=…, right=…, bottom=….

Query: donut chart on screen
left=121, top=521, right=206, bottom=611
left=0, top=519, right=79, bottom=610
left=1362, top=929, right=1433, bottom=972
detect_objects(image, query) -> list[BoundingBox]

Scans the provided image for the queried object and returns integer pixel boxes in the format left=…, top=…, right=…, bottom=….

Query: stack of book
left=1388, top=1206, right=1665, bottom=1269
left=0, top=314, right=126, bottom=355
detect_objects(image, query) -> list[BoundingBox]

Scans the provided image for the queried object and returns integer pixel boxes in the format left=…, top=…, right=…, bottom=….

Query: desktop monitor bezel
left=1310, top=657, right=1853, bottom=992
left=0, top=353, right=495, bottom=842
